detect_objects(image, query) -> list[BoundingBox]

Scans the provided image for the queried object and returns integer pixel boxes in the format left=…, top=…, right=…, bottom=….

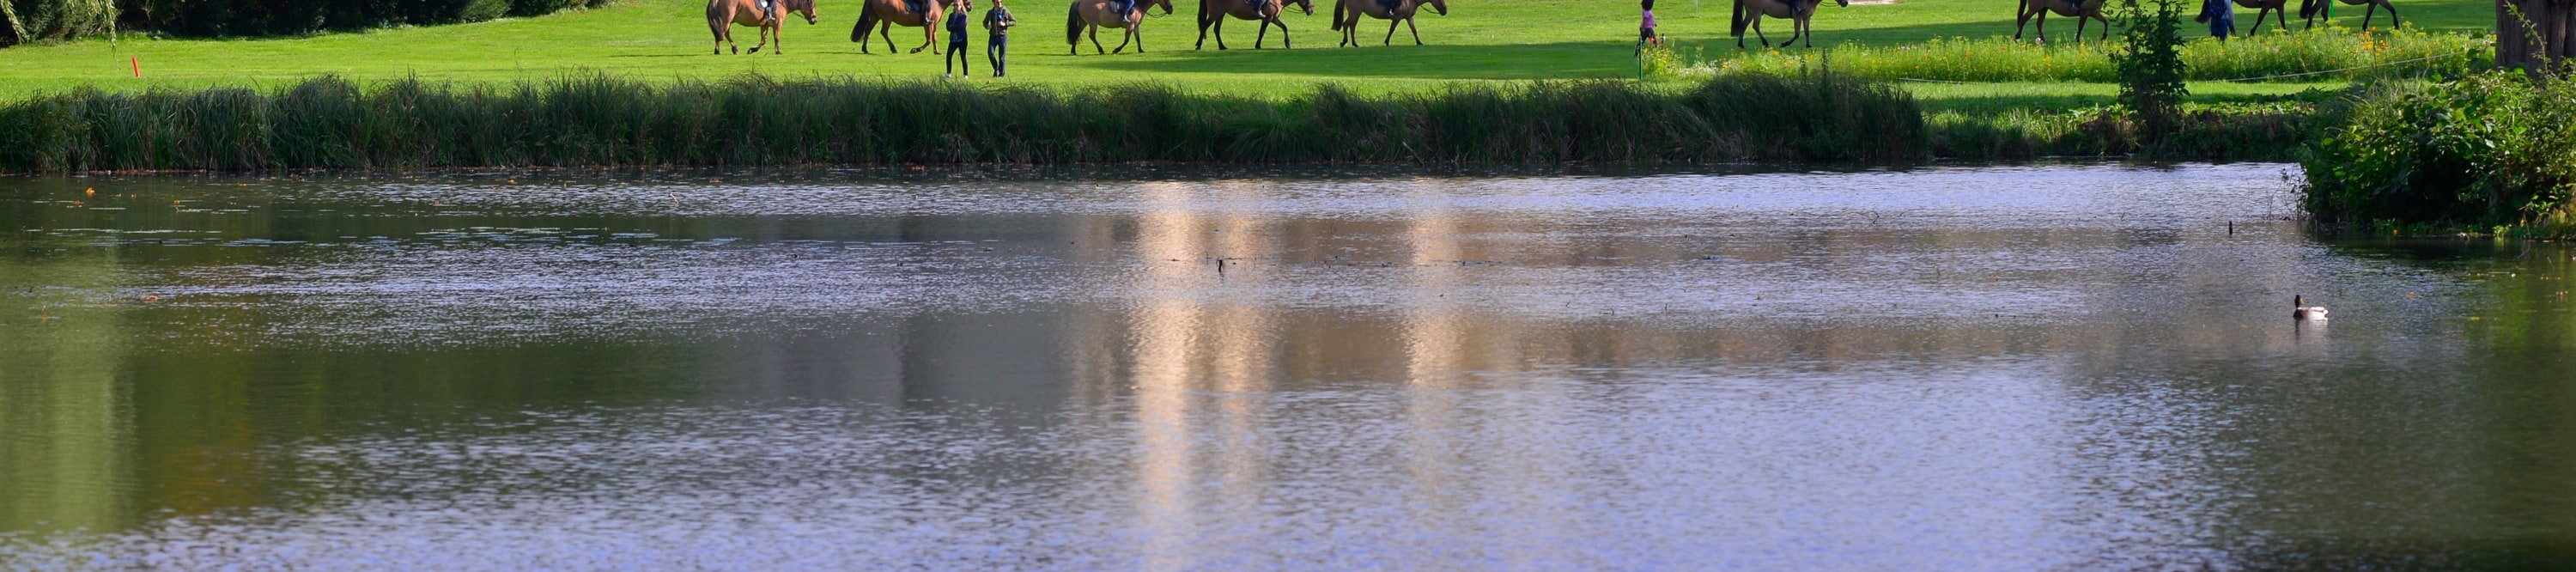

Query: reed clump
left=0, top=70, right=1931, bottom=173
left=1695, top=26, right=2488, bottom=82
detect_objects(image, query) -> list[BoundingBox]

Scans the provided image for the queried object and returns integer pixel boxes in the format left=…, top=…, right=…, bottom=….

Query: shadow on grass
left=1069, top=40, right=1637, bottom=80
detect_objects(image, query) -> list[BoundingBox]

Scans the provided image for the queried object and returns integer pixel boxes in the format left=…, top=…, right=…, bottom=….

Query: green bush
left=2112, top=0, right=2188, bottom=138
left=0, top=71, right=1930, bottom=172
left=2303, top=73, right=2576, bottom=236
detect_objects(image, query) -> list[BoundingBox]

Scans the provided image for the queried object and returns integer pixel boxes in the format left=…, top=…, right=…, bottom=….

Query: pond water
left=3, top=164, right=2574, bottom=569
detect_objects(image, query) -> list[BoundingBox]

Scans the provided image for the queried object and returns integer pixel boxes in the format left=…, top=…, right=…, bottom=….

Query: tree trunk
left=2, top=0, right=27, bottom=47
left=2506, top=0, right=2576, bottom=76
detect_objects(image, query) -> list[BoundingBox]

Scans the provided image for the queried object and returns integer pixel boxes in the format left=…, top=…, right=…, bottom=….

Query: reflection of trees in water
left=1, top=245, right=131, bottom=535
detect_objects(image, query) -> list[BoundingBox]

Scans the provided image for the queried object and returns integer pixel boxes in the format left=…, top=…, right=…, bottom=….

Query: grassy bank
left=2302, top=73, right=2576, bottom=237
left=0, top=72, right=1929, bottom=172
left=0, top=0, right=2507, bottom=98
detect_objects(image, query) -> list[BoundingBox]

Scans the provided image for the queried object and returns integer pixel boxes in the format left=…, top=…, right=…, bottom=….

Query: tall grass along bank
left=0, top=71, right=1928, bottom=172
left=2303, top=73, right=2576, bottom=237
left=1685, top=27, right=2488, bottom=83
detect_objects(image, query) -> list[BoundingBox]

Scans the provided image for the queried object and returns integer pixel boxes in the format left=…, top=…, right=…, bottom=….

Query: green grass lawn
left=0, top=0, right=2497, bottom=100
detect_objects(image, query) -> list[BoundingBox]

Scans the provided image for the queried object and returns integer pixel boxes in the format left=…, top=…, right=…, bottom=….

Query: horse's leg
left=1092, top=26, right=1109, bottom=53
left=1383, top=17, right=1399, bottom=45
left=2073, top=13, right=2085, bottom=44
left=1197, top=7, right=1214, bottom=49
left=2033, top=10, right=2047, bottom=44
left=2248, top=7, right=2268, bottom=35
left=1216, top=14, right=1230, bottom=49
left=884, top=21, right=901, bottom=52
left=1406, top=16, right=1422, bottom=45
left=1753, top=17, right=1770, bottom=47
left=2014, top=2, right=2032, bottom=40
left=1801, top=17, right=1813, bottom=48
left=1258, top=18, right=1273, bottom=49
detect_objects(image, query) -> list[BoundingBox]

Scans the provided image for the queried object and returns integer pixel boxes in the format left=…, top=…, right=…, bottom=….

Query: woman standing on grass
left=945, top=0, right=974, bottom=76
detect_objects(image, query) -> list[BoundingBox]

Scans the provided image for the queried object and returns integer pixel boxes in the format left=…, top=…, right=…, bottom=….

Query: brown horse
left=1066, top=0, right=1176, bottom=54
left=708, top=0, right=820, bottom=55
left=851, top=0, right=955, bottom=54
left=1196, top=0, right=1315, bottom=50
left=2014, top=0, right=2106, bottom=44
left=2300, top=0, right=2397, bottom=30
left=1328, top=0, right=1447, bottom=47
left=1731, top=0, right=1845, bottom=48
left=2231, top=0, right=2292, bottom=35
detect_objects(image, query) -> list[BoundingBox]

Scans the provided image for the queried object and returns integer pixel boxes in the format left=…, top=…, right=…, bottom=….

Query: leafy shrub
left=2112, top=0, right=2187, bottom=138
left=2303, top=73, right=2576, bottom=236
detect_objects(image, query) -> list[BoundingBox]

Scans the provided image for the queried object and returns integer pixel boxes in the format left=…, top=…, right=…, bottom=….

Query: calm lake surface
left=4, top=164, right=2574, bottom=569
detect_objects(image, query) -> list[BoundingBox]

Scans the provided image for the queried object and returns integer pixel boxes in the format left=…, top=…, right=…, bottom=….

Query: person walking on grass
left=985, top=0, right=1017, bottom=77
left=945, top=0, right=973, bottom=77
left=2195, top=0, right=2235, bottom=40
left=1635, top=0, right=1658, bottom=55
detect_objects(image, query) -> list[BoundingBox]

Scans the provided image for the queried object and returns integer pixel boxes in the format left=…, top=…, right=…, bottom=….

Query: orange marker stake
left=131, top=57, right=140, bottom=77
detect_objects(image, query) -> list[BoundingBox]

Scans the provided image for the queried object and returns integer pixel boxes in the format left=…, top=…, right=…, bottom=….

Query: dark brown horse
left=1329, top=0, right=1447, bottom=46
left=2232, top=0, right=2292, bottom=35
left=708, top=0, right=819, bottom=54
left=2300, top=0, right=2397, bottom=30
left=1067, top=0, right=1176, bottom=54
left=852, top=0, right=955, bottom=54
left=1731, top=0, right=1845, bottom=48
left=1196, top=0, right=1315, bottom=49
left=2014, top=0, right=2107, bottom=44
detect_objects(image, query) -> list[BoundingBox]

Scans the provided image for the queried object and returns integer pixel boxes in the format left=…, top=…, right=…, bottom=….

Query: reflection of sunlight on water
left=12, top=164, right=2576, bottom=569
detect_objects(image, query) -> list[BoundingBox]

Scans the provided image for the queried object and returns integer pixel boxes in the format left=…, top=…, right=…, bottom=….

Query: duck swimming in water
left=2293, top=295, right=2329, bottom=320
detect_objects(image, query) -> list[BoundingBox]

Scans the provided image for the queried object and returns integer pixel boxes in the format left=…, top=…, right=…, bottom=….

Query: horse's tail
left=853, top=3, right=876, bottom=41
left=1728, top=0, right=1747, bottom=37
left=1330, top=0, right=1346, bottom=30
left=1067, top=3, right=1084, bottom=44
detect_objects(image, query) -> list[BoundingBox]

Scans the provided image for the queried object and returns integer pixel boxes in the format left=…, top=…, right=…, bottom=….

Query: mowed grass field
left=0, top=0, right=2497, bottom=102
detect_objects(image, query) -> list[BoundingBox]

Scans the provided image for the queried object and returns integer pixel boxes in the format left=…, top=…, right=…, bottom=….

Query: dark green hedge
left=1, top=0, right=606, bottom=44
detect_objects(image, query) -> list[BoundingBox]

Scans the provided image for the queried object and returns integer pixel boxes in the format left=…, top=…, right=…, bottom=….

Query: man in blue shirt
left=985, top=0, right=1017, bottom=77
